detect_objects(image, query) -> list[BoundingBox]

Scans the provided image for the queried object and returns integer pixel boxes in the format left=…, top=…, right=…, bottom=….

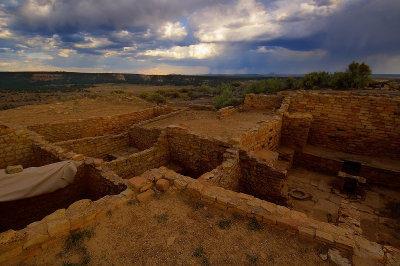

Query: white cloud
left=192, top=0, right=279, bottom=42
left=158, top=21, right=187, bottom=41
left=57, top=49, right=75, bottom=58
left=74, top=36, right=113, bottom=49
left=139, top=43, right=220, bottom=59
left=190, top=0, right=345, bottom=42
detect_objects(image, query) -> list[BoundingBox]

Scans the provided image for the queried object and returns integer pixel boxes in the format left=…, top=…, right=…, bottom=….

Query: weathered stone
left=298, top=226, right=315, bottom=239
left=156, top=179, right=170, bottom=192
left=67, top=199, right=92, bottom=215
left=43, top=209, right=66, bottom=222
left=328, top=249, right=350, bottom=266
left=0, top=246, right=22, bottom=263
left=354, top=236, right=384, bottom=262
left=47, top=219, right=70, bottom=238
left=140, top=183, right=153, bottom=192
left=316, top=230, right=334, bottom=244
left=128, top=176, right=149, bottom=191
left=186, top=181, right=204, bottom=198
left=23, top=230, right=49, bottom=250
left=6, top=165, right=23, bottom=174
left=136, top=189, right=155, bottom=202
left=121, top=188, right=134, bottom=197
left=174, top=179, right=187, bottom=190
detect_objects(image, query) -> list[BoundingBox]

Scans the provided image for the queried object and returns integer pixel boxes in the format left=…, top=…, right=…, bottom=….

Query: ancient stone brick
left=136, top=189, right=155, bottom=202
left=156, top=179, right=169, bottom=192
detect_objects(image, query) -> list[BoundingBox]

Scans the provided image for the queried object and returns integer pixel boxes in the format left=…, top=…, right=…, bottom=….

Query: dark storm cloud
left=7, top=0, right=232, bottom=35
left=319, top=0, right=400, bottom=57
left=0, top=0, right=399, bottom=73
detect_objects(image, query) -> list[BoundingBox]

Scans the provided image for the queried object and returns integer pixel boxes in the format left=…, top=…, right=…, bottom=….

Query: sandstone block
left=140, top=183, right=153, bottom=192
left=174, top=179, right=187, bottom=190
left=298, top=226, right=315, bottom=239
left=43, top=209, right=66, bottom=222
left=354, top=236, right=384, bottom=263
left=6, top=165, right=23, bottom=174
left=156, top=179, right=170, bottom=192
left=186, top=181, right=204, bottom=198
left=0, top=246, right=22, bottom=263
left=128, top=176, right=149, bottom=191
left=23, top=231, right=49, bottom=250
left=68, top=199, right=92, bottom=213
left=136, top=189, right=155, bottom=202
left=47, top=219, right=70, bottom=238
left=316, top=230, right=334, bottom=244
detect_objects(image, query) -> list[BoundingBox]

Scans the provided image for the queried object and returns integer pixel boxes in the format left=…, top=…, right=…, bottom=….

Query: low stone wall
left=27, top=106, right=174, bottom=143
left=243, top=94, right=283, bottom=111
left=55, top=133, right=131, bottom=160
left=166, top=126, right=230, bottom=178
left=293, top=151, right=343, bottom=175
left=129, top=126, right=161, bottom=150
left=129, top=168, right=399, bottom=266
left=0, top=127, right=35, bottom=169
left=289, top=91, right=400, bottom=160
left=199, top=149, right=241, bottom=191
left=281, top=112, right=313, bottom=150
left=2, top=166, right=399, bottom=265
left=360, top=165, right=400, bottom=188
left=239, top=116, right=282, bottom=152
left=102, top=133, right=170, bottom=179
left=239, top=150, right=288, bottom=205
left=216, top=106, right=236, bottom=119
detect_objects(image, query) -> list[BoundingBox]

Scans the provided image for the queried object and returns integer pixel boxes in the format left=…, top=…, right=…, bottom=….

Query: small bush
left=213, top=86, right=236, bottom=109
left=247, top=217, right=262, bottom=231
left=155, top=214, right=168, bottom=223
left=218, top=219, right=232, bottom=229
left=193, top=246, right=204, bottom=257
left=246, top=254, right=259, bottom=265
left=110, top=89, right=124, bottom=94
left=141, top=92, right=166, bottom=104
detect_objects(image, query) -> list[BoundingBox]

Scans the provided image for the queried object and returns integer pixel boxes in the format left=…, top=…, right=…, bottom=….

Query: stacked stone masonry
left=288, top=91, right=400, bottom=159
left=1, top=91, right=400, bottom=265
left=27, top=106, right=174, bottom=142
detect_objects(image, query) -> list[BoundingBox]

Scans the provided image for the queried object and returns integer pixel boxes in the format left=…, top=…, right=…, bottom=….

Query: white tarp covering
left=0, top=160, right=80, bottom=202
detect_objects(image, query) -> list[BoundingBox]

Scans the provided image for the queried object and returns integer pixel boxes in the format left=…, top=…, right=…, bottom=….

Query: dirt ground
left=24, top=191, right=332, bottom=266
left=143, top=110, right=275, bottom=139
left=0, top=95, right=154, bottom=127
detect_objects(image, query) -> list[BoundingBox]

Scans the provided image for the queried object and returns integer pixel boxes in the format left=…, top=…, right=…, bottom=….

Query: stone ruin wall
left=102, top=133, right=170, bottom=179
left=242, top=94, right=283, bottom=111
left=238, top=118, right=282, bottom=152
left=166, top=126, right=229, bottom=177
left=288, top=91, right=400, bottom=159
left=281, top=112, right=313, bottom=150
left=0, top=127, right=35, bottom=169
left=27, top=106, right=174, bottom=143
left=128, top=126, right=162, bottom=150
left=55, top=133, right=131, bottom=160
left=239, top=150, right=288, bottom=205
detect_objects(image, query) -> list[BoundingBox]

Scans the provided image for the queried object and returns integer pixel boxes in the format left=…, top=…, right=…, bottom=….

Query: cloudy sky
left=0, top=0, right=399, bottom=74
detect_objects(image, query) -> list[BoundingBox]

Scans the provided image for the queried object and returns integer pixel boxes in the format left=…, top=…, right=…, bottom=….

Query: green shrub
left=110, top=89, right=124, bottom=94
left=218, top=219, right=232, bottom=229
left=145, top=92, right=166, bottom=104
left=245, top=78, right=286, bottom=94
left=213, top=87, right=236, bottom=109
left=302, top=72, right=332, bottom=90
